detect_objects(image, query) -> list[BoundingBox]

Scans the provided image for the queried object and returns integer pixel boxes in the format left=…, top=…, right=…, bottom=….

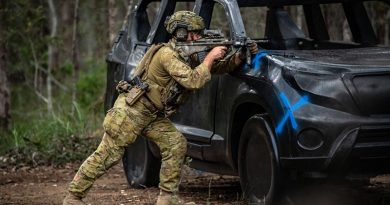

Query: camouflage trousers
left=68, top=93, right=187, bottom=198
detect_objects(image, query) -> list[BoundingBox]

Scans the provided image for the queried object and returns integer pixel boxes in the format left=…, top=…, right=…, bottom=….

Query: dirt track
left=1, top=163, right=390, bottom=205
left=0, top=163, right=241, bottom=205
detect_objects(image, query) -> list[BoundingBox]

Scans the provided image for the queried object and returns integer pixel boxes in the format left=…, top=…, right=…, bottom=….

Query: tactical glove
left=247, top=41, right=259, bottom=55
left=238, top=41, right=259, bottom=61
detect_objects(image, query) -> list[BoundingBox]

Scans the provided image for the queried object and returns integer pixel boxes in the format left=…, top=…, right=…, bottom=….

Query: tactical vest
left=134, top=43, right=190, bottom=117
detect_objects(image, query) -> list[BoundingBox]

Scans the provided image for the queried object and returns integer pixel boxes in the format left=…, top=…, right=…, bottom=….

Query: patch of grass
left=0, top=59, right=107, bottom=167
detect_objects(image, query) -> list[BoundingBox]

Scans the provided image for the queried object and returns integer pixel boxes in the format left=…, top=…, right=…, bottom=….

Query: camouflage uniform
left=65, top=10, right=238, bottom=205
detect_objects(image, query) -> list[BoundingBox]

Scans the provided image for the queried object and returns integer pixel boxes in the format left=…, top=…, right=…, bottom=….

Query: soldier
left=63, top=11, right=258, bottom=205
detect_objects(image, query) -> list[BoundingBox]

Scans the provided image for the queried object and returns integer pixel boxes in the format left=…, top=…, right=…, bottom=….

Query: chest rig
left=117, top=41, right=199, bottom=117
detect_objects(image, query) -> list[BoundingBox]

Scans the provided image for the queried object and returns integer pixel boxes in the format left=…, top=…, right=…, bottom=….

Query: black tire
left=122, top=137, right=161, bottom=188
left=238, top=114, right=279, bottom=205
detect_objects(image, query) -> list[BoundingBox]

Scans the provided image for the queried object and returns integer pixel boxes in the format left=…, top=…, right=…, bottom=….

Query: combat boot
left=156, top=190, right=196, bottom=205
left=156, top=190, right=177, bottom=205
left=63, top=192, right=86, bottom=205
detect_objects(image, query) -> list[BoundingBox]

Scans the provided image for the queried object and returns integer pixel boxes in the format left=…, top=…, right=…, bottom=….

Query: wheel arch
left=250, top=114, right=280, bottom=166
left=238, top=114, right=281, bottom=204
left=229, top=94, right=280, bottom=172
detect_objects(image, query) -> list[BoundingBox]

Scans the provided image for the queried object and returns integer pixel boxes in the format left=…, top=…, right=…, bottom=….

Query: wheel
left=238, top=114, right=279, bottom=205
left=122, top=137, right=161, bottom=188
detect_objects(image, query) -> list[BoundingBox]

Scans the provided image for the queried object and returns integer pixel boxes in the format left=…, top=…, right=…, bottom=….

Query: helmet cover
left=165, top=11, right=205, bottom=34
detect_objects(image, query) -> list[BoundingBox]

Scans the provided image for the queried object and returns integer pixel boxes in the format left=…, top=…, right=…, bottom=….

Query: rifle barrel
left=177, top=39, right=269, bottom=47
left=176, top=41, right=234, bottom=47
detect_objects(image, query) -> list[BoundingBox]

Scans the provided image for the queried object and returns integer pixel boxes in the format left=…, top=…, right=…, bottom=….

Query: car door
left=171, top=1, right=234, bottom=147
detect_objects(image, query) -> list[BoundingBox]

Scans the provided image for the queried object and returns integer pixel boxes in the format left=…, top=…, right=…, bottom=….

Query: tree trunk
left=343, top=19, right=352, bottom=41
left=323, top=5, right=345, bottom=41
left=385, top=10, right=390, bottom=45
left=108, top=0, right=119, bottom=48
left=71, top=0, right=80, bottom=114
left=121, top=0, right=134, bottom=30
left=186, top=2, right=191, bottom=10
left=0, top=18, right=10, bottom=130
left=47, top=0, right=58, bottom=114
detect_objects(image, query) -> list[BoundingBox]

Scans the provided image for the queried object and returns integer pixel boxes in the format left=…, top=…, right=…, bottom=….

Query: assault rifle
left=175, top=29, right=266, bottom=65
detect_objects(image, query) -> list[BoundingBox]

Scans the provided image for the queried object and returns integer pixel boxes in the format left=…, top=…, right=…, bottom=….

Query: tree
left=108, top=0, right=119, bottom=47
left=121, top=0, right=134, bottom=30
left=0, top=2, right=11, bottom=130
left=107, top=0, right=132, bottom=49
left=46, top=0, right=58, bottom=114
left=71, top=0, right=80, bottom=114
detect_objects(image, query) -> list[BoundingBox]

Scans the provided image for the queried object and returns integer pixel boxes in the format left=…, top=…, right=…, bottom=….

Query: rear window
left=174, top=2, right=195, bottom=11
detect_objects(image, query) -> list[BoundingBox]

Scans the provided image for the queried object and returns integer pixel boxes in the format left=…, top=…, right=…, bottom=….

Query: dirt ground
left=1, top=163, right=390, bottom=205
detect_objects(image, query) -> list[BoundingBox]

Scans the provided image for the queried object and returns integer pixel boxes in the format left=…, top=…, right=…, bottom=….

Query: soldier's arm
left=161, top=47, right=212, bottom=90
left=211, top=54, right=241, bottom=74
left=211, top=42, right=259, bottom=74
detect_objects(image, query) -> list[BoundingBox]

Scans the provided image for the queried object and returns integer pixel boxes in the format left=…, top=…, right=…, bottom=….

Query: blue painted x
left=275, top=92, right=309, bottom=134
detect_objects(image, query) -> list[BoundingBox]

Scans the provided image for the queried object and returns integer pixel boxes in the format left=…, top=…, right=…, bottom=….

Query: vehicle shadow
left=180, top=167, right=390, bottom=204
left=276, top=177, right=390, bottom=205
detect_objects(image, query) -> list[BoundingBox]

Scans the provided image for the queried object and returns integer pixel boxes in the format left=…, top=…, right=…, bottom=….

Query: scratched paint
left=275, top=92, right=309, bottom=135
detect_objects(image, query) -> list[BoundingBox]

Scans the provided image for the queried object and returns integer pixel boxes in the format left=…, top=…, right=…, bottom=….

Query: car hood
left=269, top=47, right=390, bottom=74
left=264, top=47, right=390, bottom=116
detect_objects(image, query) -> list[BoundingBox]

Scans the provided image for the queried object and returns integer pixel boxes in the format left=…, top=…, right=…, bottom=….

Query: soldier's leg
left=68, top=132, right=124, bottom=197
left=143, top=117, right=187, bottom=194
left=67, top=98, right=155, bottom=199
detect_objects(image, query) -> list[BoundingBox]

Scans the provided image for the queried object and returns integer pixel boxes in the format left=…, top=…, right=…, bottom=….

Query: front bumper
left=280, top=103, right=390, bottom=173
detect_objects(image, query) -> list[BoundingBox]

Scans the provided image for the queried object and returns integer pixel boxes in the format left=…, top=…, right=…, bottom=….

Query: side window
left=136, top=2, right=160, bottom=42
left=239, top=7, right=267, bottom=39
left=320, top=4, right=353, bottom=42
left=364, top=1, right=390, bottom=45
left=146, top=2, right=160, bottom=26
left=174, top=2, right=195, bottom=11
left=144, top=1, right=197, bottom=44
left=209, top=3, right=231, bottom=39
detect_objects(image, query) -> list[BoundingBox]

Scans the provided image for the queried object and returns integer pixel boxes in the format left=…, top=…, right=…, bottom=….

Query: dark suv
left=105, top=0, right=390, bottom=204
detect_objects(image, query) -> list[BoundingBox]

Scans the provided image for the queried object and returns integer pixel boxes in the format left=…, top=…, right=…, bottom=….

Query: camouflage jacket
left=144, top=39, right=238, bottom=117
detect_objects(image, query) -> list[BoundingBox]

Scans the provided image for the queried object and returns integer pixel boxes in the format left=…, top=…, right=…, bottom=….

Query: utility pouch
left=125, top=86, right=145, bottom=106
left=166, top=83, right=185, bottom=106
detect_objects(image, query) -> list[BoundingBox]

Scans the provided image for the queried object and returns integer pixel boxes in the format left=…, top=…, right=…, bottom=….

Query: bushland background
left=0, top=0, right=389, bottom=168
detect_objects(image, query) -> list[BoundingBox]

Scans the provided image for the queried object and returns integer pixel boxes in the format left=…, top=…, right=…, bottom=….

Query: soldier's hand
left=247, top=41, right=258, bottom=55
left=203, top=46, right=227, bottom=69
left=207, top=46, right=227, bottom=61
left=234, top=41, right=258, bottom=66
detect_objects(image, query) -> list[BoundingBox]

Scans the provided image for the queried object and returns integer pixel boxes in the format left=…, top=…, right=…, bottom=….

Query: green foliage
left=1, top=109, right=99, bottom=166
left=59, top=60, right=74, bottom=76
left=0, top=0, right=113, bottom=167
left=76, top=60, right=107, bottom=108
left=1, top=0, right=49, bottom=76
left=0, top=60, right=107, bottom=167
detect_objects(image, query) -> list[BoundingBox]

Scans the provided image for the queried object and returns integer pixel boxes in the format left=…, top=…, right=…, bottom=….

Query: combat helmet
left=165, top=11, right=205, bottom=35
